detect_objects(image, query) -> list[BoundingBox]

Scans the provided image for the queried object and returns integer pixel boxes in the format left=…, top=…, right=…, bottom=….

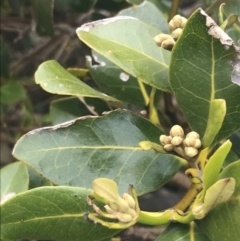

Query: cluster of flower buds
left=103, top=192, right=137, bottom=223
left=160, top=125, right=202, bottom=158
left=169, top=15, right=187, bottom=40
left=154, top=34, right=175, bottom=50
left=184, top=132, right=202, bottom=158
left=154, top=15, right=187, bottom=50
left=87, top=178, right=138, bottom=224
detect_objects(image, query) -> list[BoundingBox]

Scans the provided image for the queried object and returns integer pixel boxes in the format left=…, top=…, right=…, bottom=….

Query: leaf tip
left=199, top=8, right=233, bottom=46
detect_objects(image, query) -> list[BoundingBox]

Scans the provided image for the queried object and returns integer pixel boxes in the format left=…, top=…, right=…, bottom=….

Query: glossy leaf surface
left=156, top=222, right=210, bottom=241
left=169, top=9, right=240, bottom=145
left=1, top=186, right=119, bottom=241
left=198, top=160, right=240, bottom=241
left=13, top=109, right=185, bottom=195
left=0, top=162, right=29, bottom=200
left=35, top=60, right=121, bottom=104
left=77, top=17, right=171, bottom=91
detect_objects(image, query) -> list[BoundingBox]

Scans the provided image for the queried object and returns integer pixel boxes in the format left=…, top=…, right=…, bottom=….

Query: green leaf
left=84, top=97, right=113, bottom=115
left=13, top=109, right=185, bottom=195
left=87, top=51, right=151, bottom=106
left=50, top=96, right=112, bottom=125
left=0, top=81, right=26, bottom=104
left=32, top=0, right=54, bottom=36
left=0, top=186, right=119, bottom=241
left=77, top=16, right=171, bottom=92
left=35, top=60, right=121, bottom=105
left=118, top=1, right=169, bottom=32
left=0, top=162, right=29, bottom=200
left=203, top=177, right=236, bottom=214
left=169, top=9, right=240, bottom=145
left=50, top=97, right=92, bottom=125
left=156, top=222, right=210, bottom=241
left=202, top=140, right=232, bottom=194
left=28, top=167, right=52, bottom=189
left=202, top=99, right=226, bottom=147
left=197, top=160, right=240, bottom=241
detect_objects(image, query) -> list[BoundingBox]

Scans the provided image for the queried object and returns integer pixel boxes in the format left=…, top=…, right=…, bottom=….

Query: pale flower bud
left=127, top=208, right=138, bottom=218
left=171, top=136, right=183, bottom=146
left=185, top=147, right=198, bottom=157
left=170, top=125, right=184, bottom=138
left=123, top=193, right=135, bottom=209
left=164, top=144, right=174, bottom=151
left=169, top=15, right=187, bottom=31
left=160, top=135, right=172, bottom=145
left=154, top=34, right=170, bottom=46
left=169, top=15, right=182, bottom=30
left=104, top=205, right=116, bottom=214
left=180, top=17, right=187, bottom=28
left=193, top=139, right=202, bottom=149
left=186, top=131, right=199, bottom=139
left=184, top=137, right=196, bottom=147
left=108, top=201, right=119, bottom=211
left=161, top=38, right=175, bottom=50
left=117, top=213, right=133, bottom=223
left=192, top=203, right=205, bottom=219
left=172, top=28, right=183, bottom=40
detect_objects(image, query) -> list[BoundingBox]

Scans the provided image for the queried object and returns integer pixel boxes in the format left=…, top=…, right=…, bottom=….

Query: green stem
left=137, top=209, right=195, bottom=225
left=174, top=183, right=202, bottom=211
left=168, top=0, right=180, bottom=22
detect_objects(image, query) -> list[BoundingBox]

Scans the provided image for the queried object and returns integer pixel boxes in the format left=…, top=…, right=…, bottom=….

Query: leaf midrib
left=2, top=213, right=85, bottom=225
left=19, top=145, right=145, bottom=152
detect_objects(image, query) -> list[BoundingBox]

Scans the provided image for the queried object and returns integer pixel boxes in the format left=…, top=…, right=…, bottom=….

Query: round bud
left=172, top=28, right=183, bottom=40
left=164, top=144, right=174, bottom=151
left=180, top=17, right=187, bottom=28
left=123, top=193, right=135, bottom=209
left=161, top=38, right=175, bottom=50
left=192, top=203, right=205, bottom=219
left=184, top=137, right=196, bottom=147
left=154, top=34, right=171, bottom=46
left=104, top=205, right=116, bottom=214
left=186, top=131, right=199, bottom=139
left=169, top=15, right=182, bottom=30
left=171, top=136, right=183, bottom=146
left=117, top=213, right=133, bottom=223
left=170, top=125, right=184, bottom=138
left=108, top=201, right=119, bottom=211
left=193, top=139, right=202, bottom=149
left=128, top=208, right=137, bottom=218
left=185, top=147, right=198, bottom=157
left=160, top=135, right=172, bottom=145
